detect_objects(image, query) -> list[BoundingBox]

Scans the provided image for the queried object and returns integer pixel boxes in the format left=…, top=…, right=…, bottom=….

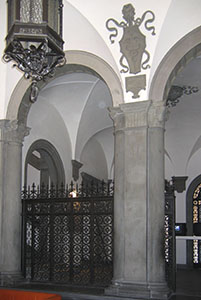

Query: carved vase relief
left=106, top=3, right=156, bottom=99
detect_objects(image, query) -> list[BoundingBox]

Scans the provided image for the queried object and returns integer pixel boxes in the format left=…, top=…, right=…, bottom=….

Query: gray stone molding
left=126, top=74, right=146, bottom=99
left=149, top=26, right=201, bottom=103
left=109, top=100, right=151, bottom=131
left=106, top=281, right=170, bottom=299
left=0, top=120, right=30, bottom=144
left=24, top=139, right=65, bottom=185
left=148, top=101, right=166, bottom=127
left=109, top=100, right=166, bottom=130
left=0, top=271, right=23, bottom=287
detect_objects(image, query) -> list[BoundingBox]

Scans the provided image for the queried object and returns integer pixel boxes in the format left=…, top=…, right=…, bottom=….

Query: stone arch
left=24, top=139, right=65, bottom=186
left=149, top=26, right=201, bottom=102
left=6, top=50, right=124, bottom=125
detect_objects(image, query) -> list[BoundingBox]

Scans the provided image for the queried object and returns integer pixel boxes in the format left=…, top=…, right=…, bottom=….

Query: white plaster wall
left=93, top=127, right=114, bottom=180
left=186, top=150, right=201, bottom=186
left=40, top=73, right=97, bottom=159
left=75, top=78, right=113, bottom=160
left=22, top=98, right=73, bottom=184
left=27, top=165, right=40, bottom=186
left=80, top=137, right=108, bottom=180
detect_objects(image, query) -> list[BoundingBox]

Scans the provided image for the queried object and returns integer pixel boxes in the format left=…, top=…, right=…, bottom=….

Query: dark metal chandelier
left=3, top=0, right=65, bottom=102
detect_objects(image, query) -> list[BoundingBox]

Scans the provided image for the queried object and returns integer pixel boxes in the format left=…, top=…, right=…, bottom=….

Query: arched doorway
left=4, top=50, right=122, bottom=286
left=24, top=139, right=65, bottom=186
left=7, top=50, right=123, bottom=185
left=149, top=26, right=201, bottom=293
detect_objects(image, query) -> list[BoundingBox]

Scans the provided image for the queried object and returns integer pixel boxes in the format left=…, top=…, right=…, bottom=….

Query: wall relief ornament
left=106, top=3, right=155, bottom=75
left=166, top=85, right=199, bottom=108
left=106, top=3, right=156, bottom=98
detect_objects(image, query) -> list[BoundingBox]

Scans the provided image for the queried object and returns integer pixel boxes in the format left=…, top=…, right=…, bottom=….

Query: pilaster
left=105, top=101, right=170, bottom=299
left=0, top=120, right=30, bottom=286
left=147, top=101, right=167, bottom=286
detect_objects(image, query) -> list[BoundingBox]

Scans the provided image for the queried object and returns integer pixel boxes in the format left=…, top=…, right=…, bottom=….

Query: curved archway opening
left=149, top=26, right=201, bottom=290
left=149, top=26, right=201, bottom=102
left=18, top=51, right=118, bottom=186
left=25, top=139, right=65, bottom=186
left=6, top=50, right=123, bottom=125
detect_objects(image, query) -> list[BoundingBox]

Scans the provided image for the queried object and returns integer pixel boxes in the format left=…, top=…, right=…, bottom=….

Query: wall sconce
left=3, top=0, right=65, bottom=102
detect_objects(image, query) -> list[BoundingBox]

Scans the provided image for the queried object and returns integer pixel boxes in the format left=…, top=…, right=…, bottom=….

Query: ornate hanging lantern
left=3, top=0, right=65, bottom=102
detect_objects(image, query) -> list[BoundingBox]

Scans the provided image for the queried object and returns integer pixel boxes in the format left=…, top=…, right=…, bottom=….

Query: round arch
left=24, top=139, right=65, bottom=186
left=149, top=26, right=201, bottom=102
left=6, top=50, right=124, bottom=124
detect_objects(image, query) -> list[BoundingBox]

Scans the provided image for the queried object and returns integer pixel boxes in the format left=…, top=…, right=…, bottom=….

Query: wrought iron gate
left=164, top=180, right=176, bottom=292
left=22, top=181, right=114, bottom=286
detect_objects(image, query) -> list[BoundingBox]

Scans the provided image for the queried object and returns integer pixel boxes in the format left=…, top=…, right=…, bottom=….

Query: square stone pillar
left=0, top=120, right=29, bottom=286
left=105, top=101, right=171, bottom=299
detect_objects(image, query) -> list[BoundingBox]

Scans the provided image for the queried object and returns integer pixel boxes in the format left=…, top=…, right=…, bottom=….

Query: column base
left=105, top=280, right=172, bottom=299
left=0, top=271, right=24, bottom=287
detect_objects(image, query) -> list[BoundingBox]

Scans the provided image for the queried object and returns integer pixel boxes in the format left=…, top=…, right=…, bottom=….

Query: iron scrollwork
left=3, top=40, right=65, bottom=103
left=22, top=181, right=114, bottom=285
left=166, top=85, right=199, bottom=108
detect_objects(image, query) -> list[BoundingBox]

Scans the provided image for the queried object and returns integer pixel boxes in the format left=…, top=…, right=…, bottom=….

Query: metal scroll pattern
left=164, top=180, right=176, bottom=292
left=22, top=181, right=114, bottom=286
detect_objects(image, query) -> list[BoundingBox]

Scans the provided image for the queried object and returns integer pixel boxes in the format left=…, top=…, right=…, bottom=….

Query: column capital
left=109, top=100, right=167, bottom=131
left=0, top=120, right=30, bottom=144
left=148, top=101, right=167, bottom=128
left=109, top=100, right=151, bottom=131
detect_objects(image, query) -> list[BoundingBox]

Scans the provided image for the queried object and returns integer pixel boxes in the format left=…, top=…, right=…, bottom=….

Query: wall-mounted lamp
left=3, top=0, right=65, bottom=102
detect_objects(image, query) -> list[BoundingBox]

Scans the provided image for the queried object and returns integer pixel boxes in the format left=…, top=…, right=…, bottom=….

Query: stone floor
left=171, top=267, right=201, bottom=300
left=3, top=267, right=201, bottom=300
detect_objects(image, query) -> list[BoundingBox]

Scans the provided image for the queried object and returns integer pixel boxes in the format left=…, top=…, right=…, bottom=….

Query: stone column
left=0, top=120, right=29, bottom=286
left=105, top=101, right=170, bottom=299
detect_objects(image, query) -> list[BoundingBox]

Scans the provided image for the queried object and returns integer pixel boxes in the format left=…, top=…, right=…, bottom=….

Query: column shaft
left=0, top=120, right=29, bottom=285
left=105, top=101, right=170, bottom=299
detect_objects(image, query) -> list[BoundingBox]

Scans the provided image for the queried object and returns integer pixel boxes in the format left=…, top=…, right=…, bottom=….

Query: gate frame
left=22, top=181, right=114, bottom=287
